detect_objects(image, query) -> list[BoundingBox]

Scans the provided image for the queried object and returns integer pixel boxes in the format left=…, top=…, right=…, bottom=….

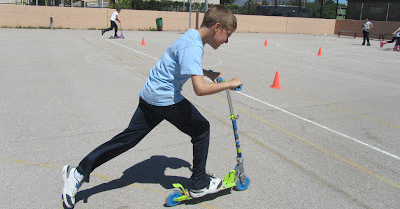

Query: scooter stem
left=217, top=78, right=247, bottom=185
left=226, top=90, right=247, bottom=185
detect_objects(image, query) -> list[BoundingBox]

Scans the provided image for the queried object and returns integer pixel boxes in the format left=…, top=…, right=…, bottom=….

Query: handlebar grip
left=216, top=77, right=242, bottom=91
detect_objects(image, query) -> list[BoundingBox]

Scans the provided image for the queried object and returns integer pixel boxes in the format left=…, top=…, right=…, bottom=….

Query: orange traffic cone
left=141, top=37, right=146, bottom=45
left=317, top=47, right=322, bottom=56
left=270, top=71, right=282, bottom=89
left=264, top=39, right=268, bottom=46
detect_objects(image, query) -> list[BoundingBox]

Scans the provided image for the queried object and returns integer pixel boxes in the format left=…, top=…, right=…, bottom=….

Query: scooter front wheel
left=165, top=190, right=183, bottom=207
left=235, top=177, right=250, bottom=191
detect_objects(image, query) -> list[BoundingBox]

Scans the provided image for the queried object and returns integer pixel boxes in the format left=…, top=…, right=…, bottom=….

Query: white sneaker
left=62, top=165, right=82, bottom=208
left=189, top=176, right=222, bottom=198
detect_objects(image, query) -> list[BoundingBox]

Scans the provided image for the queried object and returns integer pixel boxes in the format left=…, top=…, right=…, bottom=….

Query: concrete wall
left=9, top=4, right=400, bottom=36
left=0, top=5, right=338, bottom=34
left=0, top=5, right=198, bottom=31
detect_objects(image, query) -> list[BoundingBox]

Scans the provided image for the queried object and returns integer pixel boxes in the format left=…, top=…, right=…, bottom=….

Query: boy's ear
left=212, top=23, right=221, bottom=31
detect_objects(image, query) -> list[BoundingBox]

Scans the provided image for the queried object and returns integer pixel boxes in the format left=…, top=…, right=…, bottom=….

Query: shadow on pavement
left=75, top=155, right=192, bottom=204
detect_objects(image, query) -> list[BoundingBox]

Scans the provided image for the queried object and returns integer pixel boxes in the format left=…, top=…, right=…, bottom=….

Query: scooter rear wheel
left=165, top=190, right=182, bottom=207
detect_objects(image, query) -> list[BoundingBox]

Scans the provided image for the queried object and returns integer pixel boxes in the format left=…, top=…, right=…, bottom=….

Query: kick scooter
left=109, top=23, right=125, bottom=39
left=165, top=78, right=249, bottom=207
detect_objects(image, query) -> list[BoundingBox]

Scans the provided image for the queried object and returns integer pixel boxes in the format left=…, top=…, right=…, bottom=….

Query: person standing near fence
left=380, top=26, right=400, bottom=51
left=102, top=8, right=121, bottom=38
left=362, top=18, right=373, bottom=46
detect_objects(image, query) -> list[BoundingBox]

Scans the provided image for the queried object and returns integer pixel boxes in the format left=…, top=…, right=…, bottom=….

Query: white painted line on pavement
left=236, top=91, right=400, bottom=161
left=108, top=39, right=400, bottom=161
left=107, top=39, right=159, bottom=60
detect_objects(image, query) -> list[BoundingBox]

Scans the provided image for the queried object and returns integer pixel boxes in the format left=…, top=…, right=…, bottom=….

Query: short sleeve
left=177, top=46, right=204, bottom=76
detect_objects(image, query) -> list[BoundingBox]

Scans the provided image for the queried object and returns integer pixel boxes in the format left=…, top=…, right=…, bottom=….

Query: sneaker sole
left=190, top=179, right=223, bottom=198
left=190, top=188, right=221, bottom=198
left=62, top=193, right=74, bottom=209
left=62, top=165, right=75, bottom=208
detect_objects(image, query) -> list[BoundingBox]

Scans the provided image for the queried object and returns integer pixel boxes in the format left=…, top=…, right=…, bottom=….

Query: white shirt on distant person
left=110, top=11, right=118, bottom=22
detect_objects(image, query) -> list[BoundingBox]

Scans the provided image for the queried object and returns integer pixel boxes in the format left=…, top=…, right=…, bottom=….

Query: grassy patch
left=1, top=25, right=71, bottom=29
left=137, top=27, right=159, bottom=31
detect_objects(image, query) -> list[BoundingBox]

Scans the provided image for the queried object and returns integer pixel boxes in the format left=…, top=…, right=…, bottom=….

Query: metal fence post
left=188, top=0, right=192, bottom=29
left=195, top=12, right=199, bottom=29
left=386, top=3, right=390, bottom=21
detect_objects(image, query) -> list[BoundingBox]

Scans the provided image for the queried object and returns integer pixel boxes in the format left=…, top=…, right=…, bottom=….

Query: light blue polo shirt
left=139, top=29, right=204, bottom=106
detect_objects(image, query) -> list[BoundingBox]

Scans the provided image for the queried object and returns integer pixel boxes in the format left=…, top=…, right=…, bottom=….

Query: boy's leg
left=63, top=98, right=164, bottom=208
left=160, top=99, right=212, bottom=190
left=161, top=99, right=223, bottom=198
left=381, top=37, right=396, bottom=47
left=103, top=21, right=115, bottom=34
left=114, top=23, right=119, bottom=37
left=387, top=37, right=396, bottom=43
left=394, top=39, right=400, bottom=51
left=77, top=98, right=164, bottom=182
left=366, top=31, right=370, bottom=45
left=362, top=31, right=366, bottom=45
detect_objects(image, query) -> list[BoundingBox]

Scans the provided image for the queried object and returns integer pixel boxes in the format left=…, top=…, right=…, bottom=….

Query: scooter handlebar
left=216, top=77, right=242, bottom=91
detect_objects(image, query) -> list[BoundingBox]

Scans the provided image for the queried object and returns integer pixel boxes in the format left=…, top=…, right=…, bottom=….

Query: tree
left=306, top=0, right=345, bottom=18
left=288, top=0, right=300, bottom=6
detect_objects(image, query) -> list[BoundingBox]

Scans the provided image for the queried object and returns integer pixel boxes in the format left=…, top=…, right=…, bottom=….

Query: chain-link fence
left=6, top=0, right=400, bottom=21
left=228, top=0, right=346, bottom=19
left=18, top=0, right=206, bottom=10
left=346, top=1, right=400, bottom=21
left=6, top=0, right=345, bottom=19
left=3, top=0, right=108, bottom=7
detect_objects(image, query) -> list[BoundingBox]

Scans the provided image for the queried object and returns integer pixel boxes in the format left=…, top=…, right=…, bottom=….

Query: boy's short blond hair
left=201, top=5, right=237, bottom=31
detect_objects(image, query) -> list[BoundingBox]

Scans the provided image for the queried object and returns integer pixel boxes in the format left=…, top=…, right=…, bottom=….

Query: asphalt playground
left=1, top=28, right=399, bottom=209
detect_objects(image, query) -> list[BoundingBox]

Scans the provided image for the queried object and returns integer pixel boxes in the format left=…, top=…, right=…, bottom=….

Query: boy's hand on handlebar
left=228, top=78, right=242, bottom=90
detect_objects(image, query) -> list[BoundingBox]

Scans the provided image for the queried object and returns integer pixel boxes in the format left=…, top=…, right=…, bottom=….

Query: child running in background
left=62, top=5, right=242, bottom=209
left=102, top=8, right=121, bottom=38
left=380, top=26, right=400, bottom=51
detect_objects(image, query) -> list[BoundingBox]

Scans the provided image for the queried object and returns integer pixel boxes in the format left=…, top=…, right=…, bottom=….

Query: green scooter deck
left=172, top=170, right=237, bottom=202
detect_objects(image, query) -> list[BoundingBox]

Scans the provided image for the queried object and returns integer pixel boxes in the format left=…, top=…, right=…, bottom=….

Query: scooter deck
left=172, top=170, right=237, bottom=202
left=109, top=36, right=125, bottom=39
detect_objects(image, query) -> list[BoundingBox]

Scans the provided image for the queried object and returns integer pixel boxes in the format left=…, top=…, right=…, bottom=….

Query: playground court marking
left=106, top=39, right=400, bottom=162
left=236, top=91, right=400, bottom=161
left=209, top=93, right=400, bottom=189
left=104, top=39, right=400, bottom=189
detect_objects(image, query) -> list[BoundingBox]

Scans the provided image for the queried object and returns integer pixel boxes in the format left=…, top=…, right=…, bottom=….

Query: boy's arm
left=393, top=28, right=400, bottom=34
left=203, top=69, right=220, bottom=82
left=116, top=16, right=121, bottom=23
left=191, top=74, right=242, bottom=96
